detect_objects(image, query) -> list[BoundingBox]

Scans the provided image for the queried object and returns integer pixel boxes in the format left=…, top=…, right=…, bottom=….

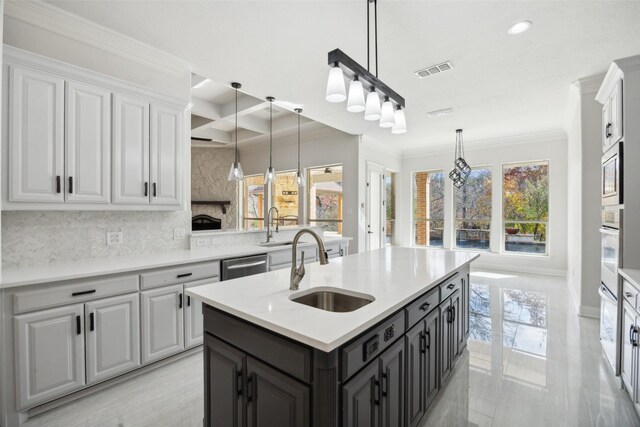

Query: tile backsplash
left=2, top=210, right=191, bottom=268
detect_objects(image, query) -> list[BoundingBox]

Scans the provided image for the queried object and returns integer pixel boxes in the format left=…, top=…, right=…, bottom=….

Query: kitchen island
left=187, top=246, right=478, bottom=427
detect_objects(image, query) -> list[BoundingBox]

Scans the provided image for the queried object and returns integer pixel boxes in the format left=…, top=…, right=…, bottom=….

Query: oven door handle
left=226, top=260, right=267, bottom=270
left=599, top=227, right=619, bottom=235
left=598, top=284, right=616, bottom=303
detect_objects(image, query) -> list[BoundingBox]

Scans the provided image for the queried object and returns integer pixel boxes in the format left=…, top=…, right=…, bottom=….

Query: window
left=413, top=171, right=444, bottom=247
left=503, top=161, right=549, bottom=254
left=308, top=165, right=343, bottom=234
left=273, top=171, right=299, bottom=226
left=243, top=175, right=265, bottom=230
left=455, top=168, right=491, bottom=250
left=385, top=173, right=396, bottom=246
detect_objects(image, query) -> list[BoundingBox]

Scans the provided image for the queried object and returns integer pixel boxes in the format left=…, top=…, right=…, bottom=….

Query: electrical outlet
left=195, top=238, right=209, bottom=248
left=174, top=228, right=186, bottom=240
left=107, top=231, right=123, bottom=246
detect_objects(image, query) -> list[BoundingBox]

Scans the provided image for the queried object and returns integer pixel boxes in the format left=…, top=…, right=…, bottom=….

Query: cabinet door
left=15, top=304, right=85, bottom=409
left=425, top=308, right=440, bottom=409
left=204, top=334, right=245, bottom=427
left=342, top=360, right=379, bottom=427
left=85, top=293, right=140, bottom=384
left=380, top=338, right=404, bottom=427
left=65, top=81, right=111, bottom=203
left=150, top=104, right=182, bottom=205
left=246, top=357, right=310, bottom=427
left=8, top=66, right=64, bottom=203
left=141, top=285, right=184, bottom=364
left=113, top=93, right=150, bottom=204
left=185, top=280, right=213, bottom=348
left=451, top=290, right=462, bottom=362
left=440, top=298, right=452, bottom=385
left=609, top=79, right=623, bottom=144
left=405, top=322, right=425, bottom=427
left=602, top=100, right=612, bottom=151
left=622, top=302, right=636, bottom=392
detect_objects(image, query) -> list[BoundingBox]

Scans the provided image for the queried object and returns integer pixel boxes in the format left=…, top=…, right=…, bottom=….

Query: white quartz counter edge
left=620, top=268, right=640, bottom=288
left=187, top=248, right=479, bottom=352
left=1, top=236, right=352, bottom=289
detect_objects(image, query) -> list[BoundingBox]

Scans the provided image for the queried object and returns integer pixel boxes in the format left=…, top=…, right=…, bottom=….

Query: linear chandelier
left=325, top=0, right=406, bottom=134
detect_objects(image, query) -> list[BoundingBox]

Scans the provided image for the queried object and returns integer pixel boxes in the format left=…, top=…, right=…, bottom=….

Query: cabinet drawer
left=269, top=247, right=318, bottom=268
left=623, top=280, right=638, bottom=309
left=13, top=274, right=139, bottom=314
left=341, top=311, right=405, bottom=381
left=406, top=287, right=439, bottom=329
left=204, top=305, right=312, bottom=383
left=140, top=261, right=220, bottom=289
left=439, top=274, right=461, bottom=303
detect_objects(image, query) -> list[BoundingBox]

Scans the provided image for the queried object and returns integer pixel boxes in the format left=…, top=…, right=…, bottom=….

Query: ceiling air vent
left=426, top=108, right=453, bottom=118
left=415, top=61, right=454, bottom=79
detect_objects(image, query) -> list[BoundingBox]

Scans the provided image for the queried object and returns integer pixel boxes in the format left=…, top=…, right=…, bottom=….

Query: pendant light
left=449, top=129, right=470, bottom=188
left=295, top=108, right=305, bottom=187
left=227, top=82, right=245, bottom=181
left=264, top=96, right=277, bottom=185
left=379, top=97, right=395, bottom=128
left=347, top=76, right=366, bottom=113
left=391, top=106, right=407, bottom=134
left=364, top=88, right=381, bottom=121
left=325, top=63, right=347, bottom=103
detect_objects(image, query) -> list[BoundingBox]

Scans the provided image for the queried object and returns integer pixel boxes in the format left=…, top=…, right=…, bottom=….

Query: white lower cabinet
left=15, top=304, right=85, bottom=410
left=141, top=284, right=185, bottom=364
left=85, top=293, right=140, bottom=384
left=185, top=281, right=213, bottom=348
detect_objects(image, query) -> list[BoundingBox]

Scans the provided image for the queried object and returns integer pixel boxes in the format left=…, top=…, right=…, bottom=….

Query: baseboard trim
left=578, top=305, right=600, bottom=319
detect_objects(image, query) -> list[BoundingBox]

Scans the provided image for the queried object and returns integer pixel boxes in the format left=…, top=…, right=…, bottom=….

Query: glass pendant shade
left=228, top=161, right=244, bottom=181
left=364, top=90, right=381, bottom=121
left=379, top=99, right=395, bottom=128
left=296, top=170, right=306, bottom=188
left=347, top=78, right=366, bottom=112
left=325, top=65, right=347, bottom=103
left=391, top=108, right=407, bottom=134
left=264, top=166, right=277, bottom=184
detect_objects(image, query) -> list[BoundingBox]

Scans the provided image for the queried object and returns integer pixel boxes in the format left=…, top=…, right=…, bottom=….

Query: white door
left=366, top=164, right=385, bottom=251
left=113, top=93, right=150, bottom=204
left=8, top=66, right=65, bottom=203
left=15, top=304, right=85, bottom=409
left=65, top=80, right=111, bottom=204
left=150, top=104, right=182, bottom=205
left=609, top=79, right=623, bottom=144
left=85, top=293, right=140, bottom=384
left=141, top=285, right=185, bottom=364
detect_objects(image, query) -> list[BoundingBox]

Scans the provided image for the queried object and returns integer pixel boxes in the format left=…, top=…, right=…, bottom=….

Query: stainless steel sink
left=259, top=241, right=294, bottom=247
left=290, top=288, right=374, bottom=313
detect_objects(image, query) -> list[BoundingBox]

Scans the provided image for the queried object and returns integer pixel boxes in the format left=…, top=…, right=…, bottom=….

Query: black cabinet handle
left=76, top=315, right=81, bottom=335
left=373, top=379, right=381, bottom=405
left=419, top=302, right=431, bottom=311
left=247, top=374, right=254, bottom=403
left=178, top=293, right=183, bottom=309
left=426, top=329, right=431, bottom=349
left=69, top=176, right=73, bottom=193
left=236, top=369, right=243, bottom=398
left=187, top=296, right=191, bottom=307
left=448, top=307, right=453, bottom=324
left=72, top=289, right=96, bottom=297
left=452, top=306, right=456, bottom=323
left=606, top=123, right=612, bottom=138
left=90, top=312, right=95, bottom=332
left=381, top=370, right=389, bottom=397
left=56, top=175, right=61, bottom=193
left=447, top=283, right=455, bottom=290
left=625, top=292, right=634, bottom=298
left=420, top=332, right=426, bottom=354
left=153, top=182, right=157, bottom=197
left=144, top=182, right=148, bottom=197
left=177, top=273, right=193, bottom=278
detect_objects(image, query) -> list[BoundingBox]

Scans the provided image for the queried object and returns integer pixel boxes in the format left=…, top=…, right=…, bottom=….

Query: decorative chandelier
left=325, top=0, right=406, bottom=134
left=449, top=129, right=471, bottom=188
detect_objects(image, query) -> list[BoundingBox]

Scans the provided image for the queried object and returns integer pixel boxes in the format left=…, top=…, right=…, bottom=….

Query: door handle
left=373, top=379, right=381, bottom=406
left=426, top=329, right=431, bottom=349
left=246, top=374, right=254, bottom=403
left=187, top=295, right=191, bottom=307
left=420, top=332, right=426, bottom=354
left=68, top=176, right=73, bottom=193
left=76, top=315, right=81, bottom=335
left=178, top=293, right=183, bottom=309
left=56, top=175, right=61, bottom=193
left=90, top=312, right=94, bottom=332
left=381, top=370, right=389, bottom=397
left=606, top=123, right=612, bottom=138
left=153, top=182, right=157, bottom=197
left=236, top=369, right=243, bottom=398
left=144, top=182, right=148, bottom=197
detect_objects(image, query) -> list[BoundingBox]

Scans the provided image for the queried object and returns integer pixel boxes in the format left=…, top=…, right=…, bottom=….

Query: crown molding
left=573, top=74, right=605, bottom=95
left=595, top=62, right=623, bottom=104
left=5, top=0, right=191, bottom=79
left=401, top=129, right=567, bottom=159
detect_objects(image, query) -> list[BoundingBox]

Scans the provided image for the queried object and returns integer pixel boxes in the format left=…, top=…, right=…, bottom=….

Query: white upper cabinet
left=65, top=81, right=111, bottom=204
left=8, top=66, right=64, bottom=203
left=150, top=104, right=182, bottom=205
left=113, top=94, right=150, bottom=205
left=602, top=78, right=623, bottom=151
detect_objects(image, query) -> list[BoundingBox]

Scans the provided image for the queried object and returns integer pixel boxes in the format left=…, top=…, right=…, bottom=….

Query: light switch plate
left=174, top=228, right=186, bottom=240
left=195, top=238, right=209, bottom=248
left=107, top=231, right=123, bottom=246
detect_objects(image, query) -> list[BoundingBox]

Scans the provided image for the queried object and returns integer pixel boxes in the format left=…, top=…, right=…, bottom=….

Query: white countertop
left=187, top=247, right=479, bottom=352
left=620, top=268, right=640, bottom=288
left=0, top=236, right=351, bottom=289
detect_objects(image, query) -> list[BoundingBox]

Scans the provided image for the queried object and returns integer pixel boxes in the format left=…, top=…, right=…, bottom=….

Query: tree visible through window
left=243, top=175, right=265, bottom=230
left=308, top=165, right=343, bottom=234
left=455, top=168, right=492, bottom=250
left=413, top=171, right=444, bottom=246
left=385, top=173, right=396, bottom=246
left=503, top=162, right=549, bottom=254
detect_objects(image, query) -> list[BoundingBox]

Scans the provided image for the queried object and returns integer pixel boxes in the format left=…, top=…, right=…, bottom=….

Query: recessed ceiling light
left=507, top=20, right=532, bottom=35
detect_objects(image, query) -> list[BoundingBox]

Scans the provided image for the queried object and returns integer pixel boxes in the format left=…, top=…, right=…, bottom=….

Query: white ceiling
left=45, top=0, right=640, bottom=153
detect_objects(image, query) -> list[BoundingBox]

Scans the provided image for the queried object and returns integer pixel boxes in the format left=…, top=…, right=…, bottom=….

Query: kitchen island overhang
left=187, top=246, right=479, bottom=427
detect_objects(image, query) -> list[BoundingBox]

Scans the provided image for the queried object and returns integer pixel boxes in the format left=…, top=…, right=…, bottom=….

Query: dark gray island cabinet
left=202, top=264, right=471, bottom=427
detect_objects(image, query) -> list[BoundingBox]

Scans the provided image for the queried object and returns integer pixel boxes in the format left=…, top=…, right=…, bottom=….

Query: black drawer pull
left=90, top=312, right=95, bottom=331
left=76, top=315, right=81, bottom=335
left=72, top=289, right=96, bottom=297
left=177, top=273, right=193, bottom=278
left=447, top=283, right=455, bottom=290
left=419, top=302, right=431, bottom=311
left=326, top=248, right=334, bottom=252
left=625, top=292, right=634, bottom=298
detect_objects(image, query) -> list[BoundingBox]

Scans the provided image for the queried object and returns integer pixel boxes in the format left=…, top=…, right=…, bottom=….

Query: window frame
left=412, top=169, right=445, bottom=248
left=454, top=165, right=492, bottom=252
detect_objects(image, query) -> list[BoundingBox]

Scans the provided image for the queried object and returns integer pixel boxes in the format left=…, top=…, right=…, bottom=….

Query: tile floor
left=22, top=269, right=640, bottom=427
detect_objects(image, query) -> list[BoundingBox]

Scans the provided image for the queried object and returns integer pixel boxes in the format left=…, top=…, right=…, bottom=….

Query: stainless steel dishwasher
left=221, top=253, right=269, bottom=281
